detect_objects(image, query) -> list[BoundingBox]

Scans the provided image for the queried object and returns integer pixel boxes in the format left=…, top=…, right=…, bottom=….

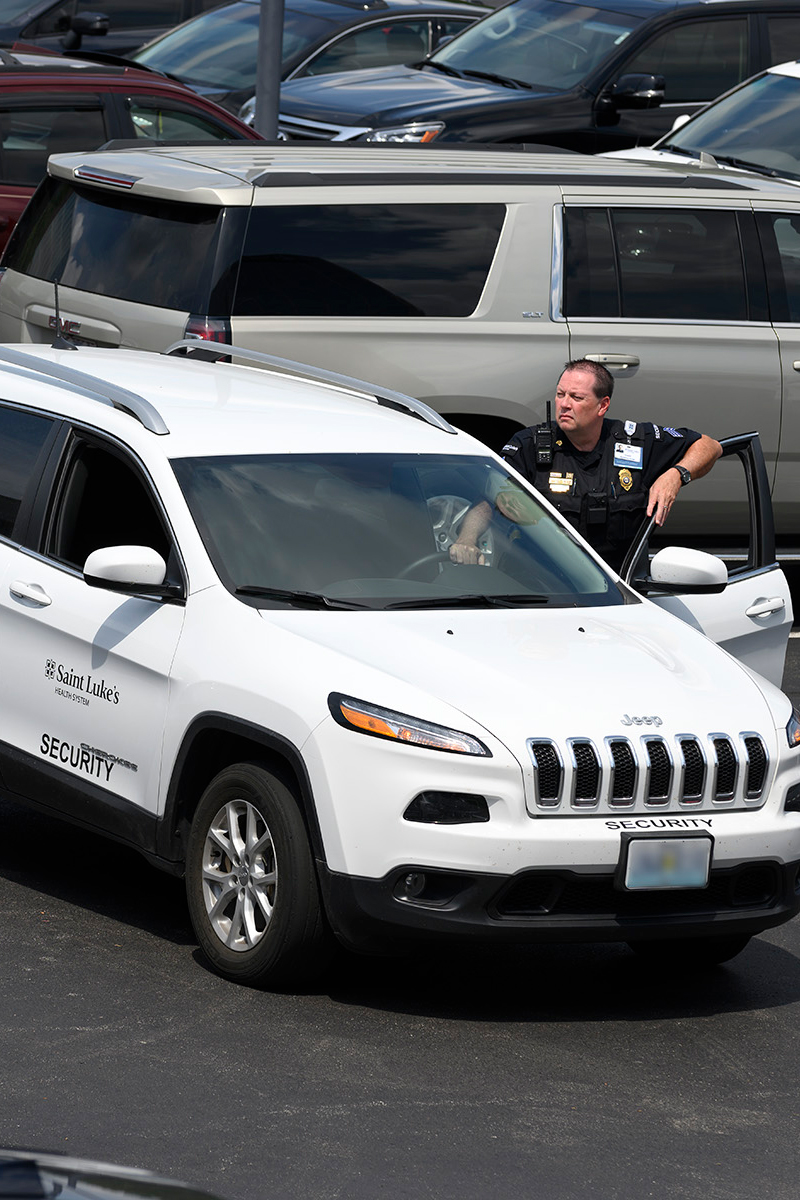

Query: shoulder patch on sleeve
left=651, top=423, right=661, bottom=439
left=664, top=427, right=684, bottom=439
left=502, top=442, right=519, bottom=455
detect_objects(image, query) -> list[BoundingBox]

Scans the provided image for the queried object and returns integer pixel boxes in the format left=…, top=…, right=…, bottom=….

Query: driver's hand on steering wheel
left=449, top=541, right=486, bottom=565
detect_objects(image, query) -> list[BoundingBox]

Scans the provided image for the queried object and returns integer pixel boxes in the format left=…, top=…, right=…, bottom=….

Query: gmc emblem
left=48, top=316, right=81, bottom=335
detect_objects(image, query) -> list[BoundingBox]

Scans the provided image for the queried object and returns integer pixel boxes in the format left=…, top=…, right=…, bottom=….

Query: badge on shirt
left=619, top=468, right=633, bottom=492
left=624, top=420, right=637, bottom=436
left=548, top=472, right=574, bottom=494
left=613, top=441, right=643, bottom=469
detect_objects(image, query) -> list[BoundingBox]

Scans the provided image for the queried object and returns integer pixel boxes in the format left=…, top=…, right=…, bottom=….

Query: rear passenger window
left=564, top=207, right=749, bottom=321
left=755, top=212, right=800, bottom=323
left=0, top=406, right=55, bottom=539
left=234, top=204, right=505, bottom=317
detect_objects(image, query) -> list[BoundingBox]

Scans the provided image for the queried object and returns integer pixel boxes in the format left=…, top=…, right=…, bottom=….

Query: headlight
left=787, top=706, right=800, bottom=748
left=329, top=693, right=491, bottom=755
left=363, top=123, right=444, bottom=144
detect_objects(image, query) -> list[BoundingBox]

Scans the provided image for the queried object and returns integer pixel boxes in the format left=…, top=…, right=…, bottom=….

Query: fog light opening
left=403, top=791, right=490, bottom=824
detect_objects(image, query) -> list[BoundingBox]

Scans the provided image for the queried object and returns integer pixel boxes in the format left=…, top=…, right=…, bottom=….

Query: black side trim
left=159, top=712, right=322, bottom=865
left=0, top=737, right=158, bottom=856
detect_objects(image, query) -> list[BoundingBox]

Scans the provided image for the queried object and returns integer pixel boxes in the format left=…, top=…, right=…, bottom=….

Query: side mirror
left=609, top=73, right=665, bottom=110
left=83, top=545, right=177, bottom=597
left=62, top=11, right=110, bottom=51
left=636, top=545, right=728, bottom=595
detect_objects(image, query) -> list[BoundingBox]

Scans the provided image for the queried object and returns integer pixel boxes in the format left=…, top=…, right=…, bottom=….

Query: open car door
left=620, top=433, right=792, bottom=688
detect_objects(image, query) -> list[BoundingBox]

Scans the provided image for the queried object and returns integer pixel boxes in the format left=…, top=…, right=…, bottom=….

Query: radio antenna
left=51, top=278, right=78, bottom=351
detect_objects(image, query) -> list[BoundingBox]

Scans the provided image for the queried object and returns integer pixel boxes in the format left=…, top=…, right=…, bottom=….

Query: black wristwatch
left=673, top=464, right=691, bottom=487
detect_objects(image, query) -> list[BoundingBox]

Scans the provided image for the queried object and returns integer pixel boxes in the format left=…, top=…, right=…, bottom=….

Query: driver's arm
left=449, top=500, right=492, bottom=565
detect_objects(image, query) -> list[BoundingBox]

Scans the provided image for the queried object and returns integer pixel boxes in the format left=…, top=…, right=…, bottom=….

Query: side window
left=47, top=440, right=172, bottom=570
left=24, top=1, right=77, bottom=37
left=621, top=18, right=748, bottom=102
left=0, top=407, right=56, bottom=539
left=235, top=204, right=505, bottom=317
left=0, top=105, right=108, bottom=187
left=434, top=18, right=473, bottom=47
left=755, top=212, right=800, bottom=324
left=766, top=17, right=800, bottom=63
left=563, top=207, right=748, bottom=321
left=304, top=21, right=429, bottom=75
left=127, top=99, right=236, bottom=142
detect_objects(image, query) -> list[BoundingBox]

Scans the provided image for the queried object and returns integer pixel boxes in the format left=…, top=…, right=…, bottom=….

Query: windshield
left=432, top=0, right=638, bottom=91
left=660, top=71, right=800, bottom=181
left=172, top=452, right=624, bottom=609
left=134, top=1, right=333, bottom=88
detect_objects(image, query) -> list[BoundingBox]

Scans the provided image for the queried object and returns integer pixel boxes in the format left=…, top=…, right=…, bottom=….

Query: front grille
left=526, top=732, right=769, bottom=814
left=277, top=113, right=370, bottom=142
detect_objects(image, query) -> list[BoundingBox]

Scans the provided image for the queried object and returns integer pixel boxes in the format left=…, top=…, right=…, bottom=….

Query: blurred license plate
left=624, top=837, right=711, bottom=890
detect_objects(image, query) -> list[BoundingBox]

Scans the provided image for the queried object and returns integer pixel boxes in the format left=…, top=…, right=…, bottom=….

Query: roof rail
left=163, top=339, right=457, bottom=434
left=0, top=346, right=169, bottom=434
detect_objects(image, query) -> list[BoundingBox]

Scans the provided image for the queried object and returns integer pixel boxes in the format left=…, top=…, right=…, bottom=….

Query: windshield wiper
left=705, top=153, right=786, bottom=178
left=384, top=593, right=549, bottom=610
left=235, top=585, right=368, bottom=610
left=420, top=60, right=467, bottom=79
left=461, top=68, right=532, bottom=90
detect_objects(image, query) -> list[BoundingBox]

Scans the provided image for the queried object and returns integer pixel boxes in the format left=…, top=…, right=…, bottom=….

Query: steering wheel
left=427, top=493, right=493, bottom=564
left=397, top=550, right=450, bottom=579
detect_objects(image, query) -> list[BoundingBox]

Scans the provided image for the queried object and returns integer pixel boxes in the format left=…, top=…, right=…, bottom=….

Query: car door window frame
left=0, top=402, right=62, bottom=547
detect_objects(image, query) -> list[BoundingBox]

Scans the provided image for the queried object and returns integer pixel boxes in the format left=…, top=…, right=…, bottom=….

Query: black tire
left=186, top=762, right=332, bottom=987
left=627, top=933, right=752, bottom=968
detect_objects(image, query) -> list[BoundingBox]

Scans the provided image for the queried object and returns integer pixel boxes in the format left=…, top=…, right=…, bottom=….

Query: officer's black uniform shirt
left=501, top=418, right=701, bottom=570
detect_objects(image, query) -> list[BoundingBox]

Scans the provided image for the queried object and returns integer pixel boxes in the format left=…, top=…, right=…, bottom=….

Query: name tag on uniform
left=548, top=472, right=574, bottom=494
left=613, top=442, right=643, bottom=470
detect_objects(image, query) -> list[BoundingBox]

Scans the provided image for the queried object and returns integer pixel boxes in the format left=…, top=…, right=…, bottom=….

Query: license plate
left=624, top=836, right=711, bottom=890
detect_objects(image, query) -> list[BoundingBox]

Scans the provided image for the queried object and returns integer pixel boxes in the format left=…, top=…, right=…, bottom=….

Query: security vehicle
left=0, top=338, right=797, bottom=987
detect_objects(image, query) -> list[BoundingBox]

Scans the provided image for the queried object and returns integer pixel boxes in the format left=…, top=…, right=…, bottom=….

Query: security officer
left=451, top=359, right=722, bottom=571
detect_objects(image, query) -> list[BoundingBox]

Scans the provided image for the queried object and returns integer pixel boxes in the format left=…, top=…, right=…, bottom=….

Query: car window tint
left=621, top=18, right=748, bottom=103
left=766, top=17, right=800, bottom=63
left=25, top=0, right=77, bottom=37
left=756, top=212, right=800, bottom=324
left=563, top=207, right=748, bottom=321
left=235, top=204, right=505, bottom=317
left=78, top=0, right=182, bottom=24
left=0, top=105, right=108, bottom=187
left=48, top=440, right=172, bottom=569
left=4, top=178, right=230, bottom=311
left=303, top=21, right=429, bottom=76
left=0, top=406, right=55, bottom=539
left=127, top=99, right=236, bottom=141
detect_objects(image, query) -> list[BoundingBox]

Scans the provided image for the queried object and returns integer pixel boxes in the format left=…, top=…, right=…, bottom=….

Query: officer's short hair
left=561, top=359, right=614, bottom=400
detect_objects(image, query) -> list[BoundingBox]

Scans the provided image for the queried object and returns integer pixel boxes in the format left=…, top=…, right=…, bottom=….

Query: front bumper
left=320, top=857, right=800, bottom=952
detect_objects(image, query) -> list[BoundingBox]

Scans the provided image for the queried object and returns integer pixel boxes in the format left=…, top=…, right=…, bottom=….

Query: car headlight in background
left=787, top=706, right=800, bottom=748
left=363, top=123, right=445, bottom=143
left=329, top=693, right=490, bottom=755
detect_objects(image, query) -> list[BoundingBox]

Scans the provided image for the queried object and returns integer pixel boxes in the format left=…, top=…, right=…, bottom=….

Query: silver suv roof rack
left=0, top=345, right=169, bottom=435
left=163, top=339, right=457, bottom=434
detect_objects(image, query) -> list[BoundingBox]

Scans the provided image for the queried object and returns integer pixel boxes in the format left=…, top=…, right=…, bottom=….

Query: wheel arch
left=158, top=714, right=324, bottom=872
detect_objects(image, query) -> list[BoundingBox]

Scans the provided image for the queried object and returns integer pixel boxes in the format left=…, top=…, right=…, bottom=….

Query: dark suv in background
left=277, top=0, right=800, bottom=148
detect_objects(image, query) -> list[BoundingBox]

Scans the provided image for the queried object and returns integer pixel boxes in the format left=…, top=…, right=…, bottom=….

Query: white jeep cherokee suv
left=0, top=339, right=798, bottom=987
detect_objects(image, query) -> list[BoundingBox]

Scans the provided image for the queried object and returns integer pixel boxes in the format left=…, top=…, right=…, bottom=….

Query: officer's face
left=554, top=369, right=610, bottom=448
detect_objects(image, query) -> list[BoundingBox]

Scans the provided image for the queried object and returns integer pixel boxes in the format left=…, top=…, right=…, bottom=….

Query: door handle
left=792, top=361, right=800, bottom=371
left=583, top=354, right=640, bottom=370
left=745, top=596, right=786, bottom=619
left=10, top=580, right=52, bottom=607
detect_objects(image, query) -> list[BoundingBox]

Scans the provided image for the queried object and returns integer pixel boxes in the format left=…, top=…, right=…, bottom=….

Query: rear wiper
left=235, top=585, right=368, bottom=609
left=420, top=60, right=467, bottom=79
left=384, top=593, right=549, bottom=610
left=461, top=68, right=532, bottom=90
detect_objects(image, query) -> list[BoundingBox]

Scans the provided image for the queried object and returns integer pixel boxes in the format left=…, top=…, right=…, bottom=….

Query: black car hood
left=279, top=64, right=565, bottom=126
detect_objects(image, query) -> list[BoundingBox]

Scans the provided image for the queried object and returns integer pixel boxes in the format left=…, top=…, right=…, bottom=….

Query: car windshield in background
left=660, top=71, right=800, bottom=180
left=135, top=2, right=332, bottom=90
left=172, top=452, right=624, bottom=609
left=432, top=0, right=638, bottom=90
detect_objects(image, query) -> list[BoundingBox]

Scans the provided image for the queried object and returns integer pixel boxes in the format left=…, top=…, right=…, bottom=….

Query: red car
left=0, top=47, right=260, bottom=252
